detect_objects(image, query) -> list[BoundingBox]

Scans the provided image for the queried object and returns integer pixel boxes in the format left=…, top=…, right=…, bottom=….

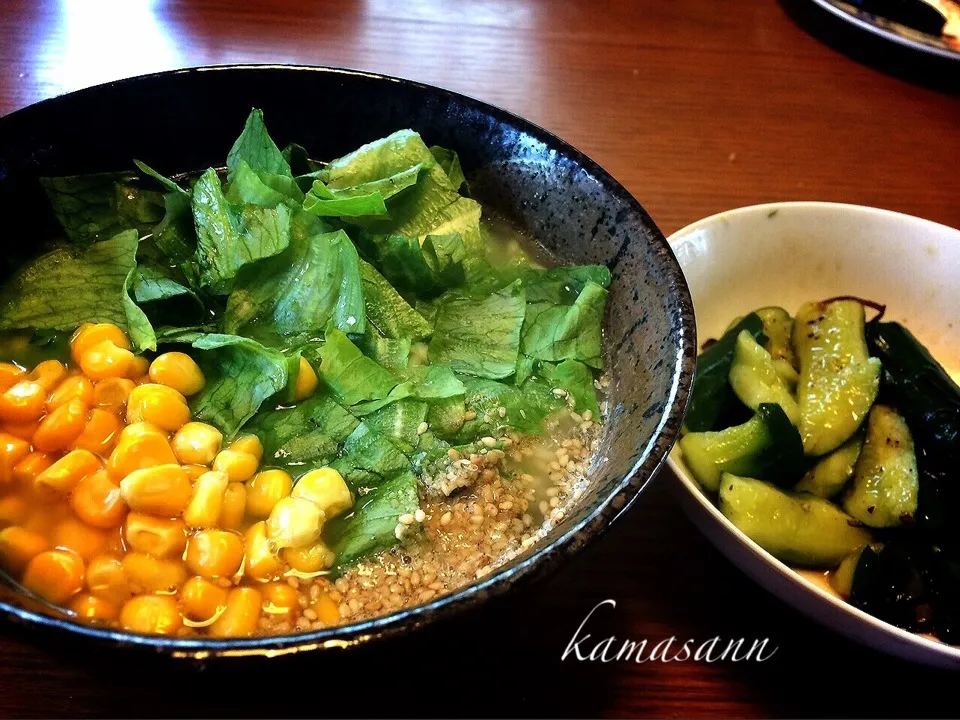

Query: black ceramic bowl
left=0, top=65, right=695, bottom=658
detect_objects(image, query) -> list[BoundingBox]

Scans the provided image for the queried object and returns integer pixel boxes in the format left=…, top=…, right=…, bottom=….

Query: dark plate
left=0, top=65, right=695, bottom=659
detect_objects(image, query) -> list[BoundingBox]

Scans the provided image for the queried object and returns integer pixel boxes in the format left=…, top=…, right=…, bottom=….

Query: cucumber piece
left=794, top=433, right=863, bottom=498
left=719, top=473, right=872, bottom=568
left=678, top=403, right=804, bottom=491
left=685, top=313, right=766, bottom=432
left=831, top=547, right=866, bottom=598
left=755, top=306, right=798, bottom=374
left=867, top=320, right=960, bottom=538
left=793, top=300, right=881, bottom=456
left=842, top=404, right=919, bottom=527
left=728, top=330, right=800, bottom=425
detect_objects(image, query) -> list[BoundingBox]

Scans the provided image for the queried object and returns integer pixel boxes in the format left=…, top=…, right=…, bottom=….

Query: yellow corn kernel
left=294, top=356, right=318, bottom=401
left=181, top=464, right=208, bottom=481
left=22, top=501, right=71, bottom=534
left=106, top=424, right=177, bottom=480
left=245, top=469, right=293, bottom=519
left=230, top=434, right=263, bottom=463
left=125, top=384, right=190, bottom=432
left=312, top=591, right=341, bottom=625
left=70, top=470, right=127, bottom=529
left=0, top=432, right=31, bottom=486
left=27, top=360, right=68, bottom=392
left=47, top=375, right=94, bottom=412
left=12, top=451, right=52, bottom=486
left=148, top=352, right=205, bottom=397
left=209, top=587, right=262, bottom=638
left=35, top=449, right=100, bottom=495
left=123, top=513, right=187, bottom=558
left=179, top=576, right=228, bottom=624
left=85, top=554, right=131, bottom=604
left=0, top=493, right=29, bottom=527
left=266, top=496, right=323, bottom=550
left=32, top=397, right=89, bottom=453
left=261, top=581, right=299, bottom=619
left=71, top=323, right=130, bottom=364
left=218, top=482, right=246, bottom=530
left=0, top=381, right=47, bottom=424
left=171, top=422, right=222, bottom=466
left=0, top=362, right=25, bottom=392
left=120, top=594, right=182, bottom=635
left=127, top=355, right=150, bottom=381
left=243, top=521, right=283, bottom=581
left=70, top=408, right=123, bottom=456
left=69, top=592, right=119, bottom=622
left=283, top=539, right=335, bottom=574
left=212, top=449, right=258, bottom=483
left=0, top=526, right=48, bottom=573
left=3, top=418, right=40, bottom=442
left=92, top=377, right=136, bottom=415
left=22, top=549, right=85, bottom=604
left=185, top=529, right=244, bottom=579
left=183, top=470, right=229, bottom=529
left=291, top=467, right=353, bottom=519
left=122, top=552, right=187, bottom=594
left=80, top=340, right=136, bottom=381
left=119, top=464, right=192, bottom=517
left=51, top=516, right=109, bottom=562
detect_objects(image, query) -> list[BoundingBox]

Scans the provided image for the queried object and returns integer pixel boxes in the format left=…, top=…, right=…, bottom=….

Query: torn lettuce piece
left=225, top=160, right=304, bottom=208
left=161, top=331, right=290, bottom=438
left=282, top=142, right=321, bottom=177
left=226, top=108, right=291, bottom=181
left=429, top=145, right=466, bottom=192
left=354, top=325, right=412, bottom=376
left=453, top=376, right=565, bottom=440
left=359, top=259, right=432, bottom=340
left=191, top=168, right=291, bottom=292
left=522, top=265, right=612, bottom=304
left=318, top=129, right=438, bottom=189
left=364, top=399, right=430, bottom=453
left=357, top=233, right=466, bottom=300
left=133, top=160, right=185, bottom=194
left=325, top=470, right=420, bottom=569
left=317, top=328, right=401, bottom=408
left=429, top=279, right=526, bottom=379
left=521, top=280, right=607, bottom=369
left=0, top=230, right=156, bottom=350
left=541, top=359, right=600, bottom=417
left=304, top=163, right=424, bottom=218
left=40, top=172, right=164, bottom=245
left=132, top=265, right=199, bottom=306
left=224, top=225, right=364, bottom=344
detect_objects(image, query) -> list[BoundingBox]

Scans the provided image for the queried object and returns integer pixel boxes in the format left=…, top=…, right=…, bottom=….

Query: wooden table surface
left=1, top=1, right=958, bottom=717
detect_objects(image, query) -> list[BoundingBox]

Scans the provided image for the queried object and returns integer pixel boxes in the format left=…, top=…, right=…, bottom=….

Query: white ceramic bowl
left=665, top=201, right=960, bottom=668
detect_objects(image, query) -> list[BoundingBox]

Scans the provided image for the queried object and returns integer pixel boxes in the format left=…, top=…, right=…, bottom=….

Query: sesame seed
left=582, top=410, right=593, bottom=421
left=303, top=609, right=318, bottom=621
left=552, top=388, right=568, bottom=398
left=440, top=511, right=452, bottom=526
left=399, top=513, right=416, bottom=525
left=417, top=422, right=429, bottom=435
left=463, top=411, right=477, bottom=421
left=414, top=509, right=426, bottom=523
left=498, top=406, right=506, bottom=418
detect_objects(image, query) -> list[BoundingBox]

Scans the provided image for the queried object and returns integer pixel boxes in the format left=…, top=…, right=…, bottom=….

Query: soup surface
left=0, top=110, right=609, bottom=637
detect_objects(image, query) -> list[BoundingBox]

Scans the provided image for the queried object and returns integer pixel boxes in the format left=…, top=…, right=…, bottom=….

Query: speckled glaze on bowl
left=0, top=65, right=695, bottom=658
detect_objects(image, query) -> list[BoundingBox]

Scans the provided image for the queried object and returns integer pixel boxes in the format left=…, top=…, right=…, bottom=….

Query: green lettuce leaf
left=281, top=143, right=321, bottom=177
left=161, top=331, right=290, bottom=437
left=226, top=160, right=304, bottom=208
left=40, top=172, right=164, bottom=245
left=318, top=130, right=437, bottom=188
left=359, top=259, right=431, bottom=340
left=541, top=359, right=600, bottom=417
left=358, top=233, right=466, bottom=299
left=317, top=328, right=401, bottom=407
left=325, top=471, right=419, bottom=569
left=521, top=280, right=607, bottom=369
left=522, top=265, right=612, bottom=304
left=364, top=399, right=429, bottom=452
left=454, top=376, right=565, bottom=440
left=304, top=163, right=424, bottom=218
left=429, top=279, right=526, bottom=379
left=0, top=230, right=156, bottom=350
left=354, top=326, right=412, bottom=376
left=226, top=108, right=291, bottom=181
left=133, top=160, right=185, bottom=194
left=191, top=168, right=291, bottom=292
left=224, top=225, right=365, bottom=344
left=429, top=146, right=465, bottom=191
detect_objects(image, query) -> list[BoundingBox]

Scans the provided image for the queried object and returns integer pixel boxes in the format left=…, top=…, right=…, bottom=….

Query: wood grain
left=0, top=1, right=958, bottom=717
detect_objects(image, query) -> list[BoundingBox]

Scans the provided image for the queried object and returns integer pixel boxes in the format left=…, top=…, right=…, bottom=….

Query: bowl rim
left=0, top=62, right=696, bottom=657
left=666, top=199, right=960, bottom=664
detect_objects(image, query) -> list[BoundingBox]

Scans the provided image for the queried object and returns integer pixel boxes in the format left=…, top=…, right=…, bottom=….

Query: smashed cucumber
left=685, top=313, right=766, bottom=432
left=728, top=330, right=800, bottom=425
left=842, top=404, right=919, bottom=528
left=793, top=299, right=881, bottom=456
left=719, top=473, right=872, bottom=568
left=755, top=306, right=799, bottom=385
left=678, top=403, right=805, bottom=492
left=794, top=433, right=863, bottom=498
